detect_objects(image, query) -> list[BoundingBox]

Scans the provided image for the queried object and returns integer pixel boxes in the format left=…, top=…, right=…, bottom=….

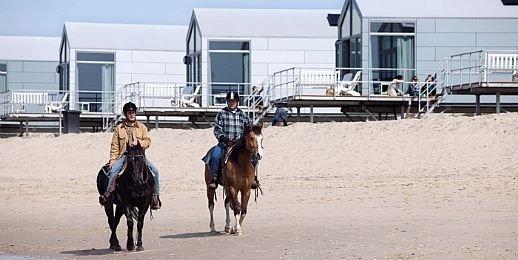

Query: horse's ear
left=252, top=122, right=263, bottom=134
left=245, top=124, right=253, bottom=133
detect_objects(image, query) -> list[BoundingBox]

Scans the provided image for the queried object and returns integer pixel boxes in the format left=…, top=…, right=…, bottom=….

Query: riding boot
left=151, top=194, right=161, bottom=210
left=99, top=179, right=117, bottom=206
left=208, top=176, right=218, bottom=189
left=251, top=175, right=260, bottom=189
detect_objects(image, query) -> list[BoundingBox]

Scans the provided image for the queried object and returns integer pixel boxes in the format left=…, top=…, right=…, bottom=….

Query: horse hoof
left=136, top=246, right=144, bottom=251
left=230, top=227, right=237, bottom=234
left=235, top=231, right=243, bottom=236
left=224, top=227, right=231, bottom=234
left=110, top=244, right=122, bottom=251
left=127, top=244, right=135, bottom=251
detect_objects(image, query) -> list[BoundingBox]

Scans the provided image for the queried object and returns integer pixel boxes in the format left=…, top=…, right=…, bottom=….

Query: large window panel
left=371, top=35, right=415, bottom=82
left=209, top=52, right=249, bottom=95
left=208, top=40, right=251, bottom=104
left=77, top=52, right=114, bottom=62
left=371, top=22, right=415, bottom=33
left=352, top=5, right=362, bottom=36
left=76, top=52, right=114, bottom=112
left=340, top=4, right=351, bottom=38
left=209, top=41, right=249, bottom=51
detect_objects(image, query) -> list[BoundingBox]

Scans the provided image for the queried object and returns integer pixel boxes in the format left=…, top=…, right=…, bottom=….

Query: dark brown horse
left=96, top=144, right=154, bottom=251
left=204, top=123, right=264, bottom=235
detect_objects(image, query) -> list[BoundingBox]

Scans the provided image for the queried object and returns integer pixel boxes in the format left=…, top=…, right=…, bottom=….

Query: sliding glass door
left=208, top=40, right=250, bottom=105
left=76, top=52, right=114, bottom=112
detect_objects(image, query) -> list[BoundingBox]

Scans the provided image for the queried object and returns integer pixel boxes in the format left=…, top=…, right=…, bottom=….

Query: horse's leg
left=224, top=195, right=231, bottom=234
left=104, top=203, right=117, bottom=250
left=228, top=187, right=242, bottom=235
left=136, top=205, right=149, bottom=251
left=207, top=187, right=216, bottom=233
left=239, top=189, right=252, bottom=230
left=107, top=205, right=123, bottom=251
left=124, top=206, right=135, bottom=251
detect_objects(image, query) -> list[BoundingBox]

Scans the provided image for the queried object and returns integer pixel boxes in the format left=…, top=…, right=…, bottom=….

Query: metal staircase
left=102, top=82, right=142, bottom=132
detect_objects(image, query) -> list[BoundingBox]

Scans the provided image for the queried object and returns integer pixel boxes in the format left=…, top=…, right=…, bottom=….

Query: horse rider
left=99, top=102, right=161, bottom=210
left=207, top=91, right=261, bottom=189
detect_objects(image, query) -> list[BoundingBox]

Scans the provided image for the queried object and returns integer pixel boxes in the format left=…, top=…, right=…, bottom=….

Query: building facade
left=337, top=0, right=518, bottom=101
left=0, top=36, right=60, bottom=92
left=187, top=8, right=339, bottom=106
left=59, top=22, right=187, bottom=112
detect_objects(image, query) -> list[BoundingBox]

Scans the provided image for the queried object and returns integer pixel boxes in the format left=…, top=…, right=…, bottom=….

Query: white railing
left=444, top=50, right=518, bottom=89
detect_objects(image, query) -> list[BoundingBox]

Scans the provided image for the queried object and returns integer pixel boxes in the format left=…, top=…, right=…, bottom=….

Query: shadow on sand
left=60, top=248, right=115, bottom=256
left=160, top=231, right=225, bottom=239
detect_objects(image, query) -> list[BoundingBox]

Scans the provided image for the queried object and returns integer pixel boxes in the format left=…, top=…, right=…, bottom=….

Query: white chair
left=179, top=84, right=202, bottom=108
left=45, top=93, right=69, bottom=113
left=336, top=71, right=361, bottom=96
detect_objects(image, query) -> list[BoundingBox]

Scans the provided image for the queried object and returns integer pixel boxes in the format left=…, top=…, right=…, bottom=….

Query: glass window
left=340, top=4, right=350, bottom=38
left=209, top=41, right=249, bottom=51
left=352, top=5, right=361, bottom=35
left=195, top=25, right=202, bottom=52
left=0, top=63, right=6, bottom=92
left=77, top=52, right=114, bottom=62
left=371, top=22, right=415, bottom=33
left=77, top=63, right=114, bottom=112
left=188, top=27, right=195, bottom=54
left=76, top=52, right=114, bottom=112
left=371, top=35, right=414, bottom=82
left=209, top=52, right=249, bottom=95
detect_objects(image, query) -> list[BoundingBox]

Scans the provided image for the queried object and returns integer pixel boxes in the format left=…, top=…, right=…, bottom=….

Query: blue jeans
left=209, top=143, right=226, bottom=179
left=106, top=155, right=161, bottom=195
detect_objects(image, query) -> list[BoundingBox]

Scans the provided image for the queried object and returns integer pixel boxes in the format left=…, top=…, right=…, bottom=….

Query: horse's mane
left=228, top=124, right=261, bottom=163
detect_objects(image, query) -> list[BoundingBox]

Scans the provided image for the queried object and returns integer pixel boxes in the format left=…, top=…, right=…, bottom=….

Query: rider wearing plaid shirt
left=208, top=91, right=260, bottom=189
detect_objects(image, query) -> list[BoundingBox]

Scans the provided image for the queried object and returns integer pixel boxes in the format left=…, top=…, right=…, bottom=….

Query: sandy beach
left=0, top=113, right=517, bottom=259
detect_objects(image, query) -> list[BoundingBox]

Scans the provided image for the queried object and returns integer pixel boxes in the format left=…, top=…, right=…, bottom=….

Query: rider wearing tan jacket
left=100, top=102, right=161, bottom=210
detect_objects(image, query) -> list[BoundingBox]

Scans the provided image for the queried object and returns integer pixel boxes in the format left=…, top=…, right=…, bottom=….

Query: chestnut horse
left=204, top=123, right=264, bottom=235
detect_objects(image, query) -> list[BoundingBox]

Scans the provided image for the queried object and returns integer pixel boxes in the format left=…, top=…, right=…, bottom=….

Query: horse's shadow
left=60, top=248, right=115, bottom=256
left=161, top=231, right=225, bottom=239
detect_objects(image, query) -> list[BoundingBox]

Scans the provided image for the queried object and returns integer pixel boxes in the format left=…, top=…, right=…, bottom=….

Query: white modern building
left=59, top=22, right=187, bottom=112
left=0, top=36, right=60, bottom=92
left=187, top=8, right=339, bottom=106
left=336, top=0, right=518, bottom=102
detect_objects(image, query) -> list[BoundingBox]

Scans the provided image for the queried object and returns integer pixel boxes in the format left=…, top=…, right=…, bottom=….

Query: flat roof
left=0, top=36, right=60, bottom=61
left=193, top=8, right=339, bottom=38
left=64, top=22, right=188, bottom=51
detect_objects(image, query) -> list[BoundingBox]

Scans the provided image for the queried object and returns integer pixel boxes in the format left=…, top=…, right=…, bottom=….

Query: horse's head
left=243, top=122, right=264, bottom=160
left=125, top=143, right=147, bottom=185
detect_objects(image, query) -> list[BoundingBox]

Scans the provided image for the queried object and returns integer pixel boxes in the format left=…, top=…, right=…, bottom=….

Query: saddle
left=202, top=145, right=235, bottom=185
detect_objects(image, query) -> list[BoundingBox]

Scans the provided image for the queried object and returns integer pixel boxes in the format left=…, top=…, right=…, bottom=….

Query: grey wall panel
left=476, top=33, right=518, bottom=47
left=22, top=83, right=58, bottom=90
left=22, top=61, right=58, bottom=73
left=8, top=72, right=56, bottom=83
left=416, top=19, right=436, bottom=33
left=7, top=82, right=23, bottom=90
left=435, top=46, right=483, bottom=60
left=417, top=33, right=476, bottom=47
left=6, top=61, right=23, bottom=72
left=436, top=19, right=518, bottom=33
left=417, top=47, right=436, bottom=61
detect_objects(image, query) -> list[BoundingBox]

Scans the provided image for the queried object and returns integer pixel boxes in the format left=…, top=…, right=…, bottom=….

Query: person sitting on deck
left=387, top=75, right=405, bottom=97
